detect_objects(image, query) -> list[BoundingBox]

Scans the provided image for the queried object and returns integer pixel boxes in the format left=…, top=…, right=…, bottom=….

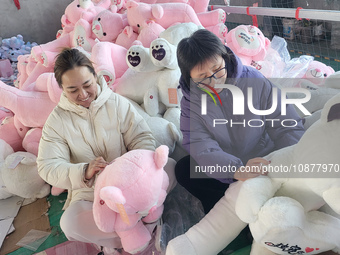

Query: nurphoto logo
left=201, top=84, right=311, bottom=128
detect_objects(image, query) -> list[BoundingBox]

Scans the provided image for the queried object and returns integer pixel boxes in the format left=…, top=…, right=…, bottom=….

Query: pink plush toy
left=60, top=0, right=111, bottom=34
left=126, top=1, right=202, bottom=33
left=0, top=76, right=62, bottom=155
left=90, top=41, right=129, bottom=87
left=91, top=10, right=128, bottom=43
left=226, top=25, right=271, bottom=66
left=93, top=145, right=169, bottom=254
left=302, top=60, right=335, bottom=87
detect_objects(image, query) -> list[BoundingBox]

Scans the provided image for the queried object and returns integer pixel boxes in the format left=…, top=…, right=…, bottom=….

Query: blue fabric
left=179, top=47, right=305, bottom=183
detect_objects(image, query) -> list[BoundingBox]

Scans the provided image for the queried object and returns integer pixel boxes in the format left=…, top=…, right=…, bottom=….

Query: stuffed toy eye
left=77, top=4, right=80, bottom=7
left=103, top=32, right=107, bottom=36
left=137, top=24, right=140, bottom=28
left=324, top=73, right=328, bottom=77
left=98, top=18, right=101, bottom=21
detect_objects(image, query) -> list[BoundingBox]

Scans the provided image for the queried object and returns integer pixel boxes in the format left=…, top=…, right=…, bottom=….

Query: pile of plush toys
left=0, top=34, right=37, bottom=85
left=1, top=0, right=340, bottom=254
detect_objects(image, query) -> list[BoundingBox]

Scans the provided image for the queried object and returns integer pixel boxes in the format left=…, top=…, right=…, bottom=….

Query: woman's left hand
left=85, top=157, right=108, bottom=180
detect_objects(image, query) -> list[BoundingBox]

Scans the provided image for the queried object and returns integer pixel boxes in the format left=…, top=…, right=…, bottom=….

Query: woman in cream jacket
left=37, top=48, right=176, bottom=254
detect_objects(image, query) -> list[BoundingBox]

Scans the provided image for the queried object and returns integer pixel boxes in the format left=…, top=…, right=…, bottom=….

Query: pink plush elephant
left=226, top=25, right=271, bottom=66
left=93, top=145, right=169, bottom=254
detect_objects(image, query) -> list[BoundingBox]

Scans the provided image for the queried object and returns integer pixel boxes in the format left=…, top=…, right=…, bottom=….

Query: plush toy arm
left=235, top=176, right=281, bottom=223
left=166, top=181, right=247, bottom=255
left=323, top=187, right=340, bottom=215
left=142, top=204, right=164, bottom=223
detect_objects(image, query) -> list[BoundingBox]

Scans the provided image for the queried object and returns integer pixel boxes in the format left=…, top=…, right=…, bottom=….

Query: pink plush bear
left=126, top=1, right=202, bottom=33
left=91, top=10, right=128, bottom=43
left=126, top=1, right=227, bottom=41
left=226, top=25, right=271, bottom=66
left=60, top=0, right=111, bottom=35
left=93, top=145, right=169, bottom=254
left=90, top=41, right=129, bottom=87
left=302, top=60, right=335, bottom=87
left=0, top=74, right=62, bottom=155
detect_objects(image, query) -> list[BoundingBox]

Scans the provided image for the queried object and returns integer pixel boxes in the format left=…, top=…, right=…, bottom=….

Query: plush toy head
left=235, top=92, right=340, bottom=254
left=126, top=1, right=201, bottom=33
left=0, top=139, right=50, bottom=200
left=226, top=25, right=271, bottom=65
left=93, top=146, right=169, bottom=253
left=94, top=145, right=169, bottom=222
left=91, top=10, right=128, bottom=43
left=302, top=60, right=335, bottom=87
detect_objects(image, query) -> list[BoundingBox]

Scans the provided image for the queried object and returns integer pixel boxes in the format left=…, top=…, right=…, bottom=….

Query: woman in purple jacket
left=175, top=29, right=305, bottom=214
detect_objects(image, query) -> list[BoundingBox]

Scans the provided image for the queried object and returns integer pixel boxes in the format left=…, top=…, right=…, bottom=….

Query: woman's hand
left=85, top=156, right=109, bottom=180
left=234, top=157, right=270, bottom=181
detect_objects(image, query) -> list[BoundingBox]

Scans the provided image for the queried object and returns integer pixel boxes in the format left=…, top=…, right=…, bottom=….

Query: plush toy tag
left=168, top=88, right=178, bottom=105
left=8, top=155, right=25, bottom=169
left=117, top=203, right=130, bottom=225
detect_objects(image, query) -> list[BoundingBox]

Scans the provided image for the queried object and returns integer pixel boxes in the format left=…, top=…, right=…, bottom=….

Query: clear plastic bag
left=159, top=184, right=205, bottom=252
left=16, top=229, right=50, bottom=251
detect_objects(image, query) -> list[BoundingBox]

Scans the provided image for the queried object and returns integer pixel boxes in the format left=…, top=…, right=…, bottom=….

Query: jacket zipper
left=88, top=110, right=104, bottom=158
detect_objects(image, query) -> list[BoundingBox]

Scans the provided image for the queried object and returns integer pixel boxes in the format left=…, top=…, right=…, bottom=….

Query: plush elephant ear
left=151, top=4, right=164, bottom=19
left=154, top=145, right=169, bottom=169
left=93, top=193, right=118, bottom=233
left=100, top=186, right=126, bottom=205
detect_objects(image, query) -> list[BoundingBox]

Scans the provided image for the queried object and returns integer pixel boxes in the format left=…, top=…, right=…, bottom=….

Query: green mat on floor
left=8, top=193, right=68, bottom=255
left=8, top=191, right=251, bottom=255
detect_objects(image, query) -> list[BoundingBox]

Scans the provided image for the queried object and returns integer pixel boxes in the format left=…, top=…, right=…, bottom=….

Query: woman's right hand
left=234, top=157, right=270, bottom=181
left=85, top=156, right=108, bottom=180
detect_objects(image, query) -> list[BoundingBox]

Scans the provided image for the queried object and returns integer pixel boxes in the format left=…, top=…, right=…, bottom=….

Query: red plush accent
left=13, top=0, right=20, bottom=10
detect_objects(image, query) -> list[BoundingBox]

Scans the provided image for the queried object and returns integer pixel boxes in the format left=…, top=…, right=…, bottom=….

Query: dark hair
left=177, top=29, right=229, bottom=89
left=54, top=48, right=96, bottom=88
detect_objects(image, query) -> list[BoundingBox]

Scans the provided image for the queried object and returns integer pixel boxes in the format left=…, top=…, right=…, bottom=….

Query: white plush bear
left=166, top=92, right=340, bottom=255
left=114, top=23, right=200, bottom=134
left=127, top=99, right=182, bottom=154
left=0, top=139, right=50, bottom=201
left=235, top=92, right=340, bottom=254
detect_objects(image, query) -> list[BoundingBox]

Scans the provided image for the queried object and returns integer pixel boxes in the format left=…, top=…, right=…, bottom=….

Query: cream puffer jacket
left=37, top=76, right=156, bottom=209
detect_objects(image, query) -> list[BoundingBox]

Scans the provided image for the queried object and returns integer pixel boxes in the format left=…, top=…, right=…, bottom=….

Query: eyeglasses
left=192, top=66, right=227, bottom=88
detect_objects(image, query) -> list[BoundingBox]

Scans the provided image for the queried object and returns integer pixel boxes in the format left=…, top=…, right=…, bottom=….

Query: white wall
left=1, top=0, right=71, bottom=44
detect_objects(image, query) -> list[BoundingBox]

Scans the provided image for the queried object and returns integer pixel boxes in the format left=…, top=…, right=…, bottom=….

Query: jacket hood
left=179, top=46, right=244, bottom=100
left=58, top=75, right=112, bottom=115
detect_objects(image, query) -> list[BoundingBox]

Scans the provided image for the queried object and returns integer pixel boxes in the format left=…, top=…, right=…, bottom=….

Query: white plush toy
left=0, top=139, right=50, bottom=201
left=166, top=92, right=340, bottom=255
left=234, top=92, right=340, bottom=255
left=114, top=23, right=200, bottom=117
left=285, top=71, right=340, bottom=129
left=127, top=99, right=182, bottom=154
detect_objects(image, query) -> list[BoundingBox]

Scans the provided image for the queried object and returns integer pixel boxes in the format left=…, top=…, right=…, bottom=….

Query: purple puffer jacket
left=179, top=47, right=305, bottom=183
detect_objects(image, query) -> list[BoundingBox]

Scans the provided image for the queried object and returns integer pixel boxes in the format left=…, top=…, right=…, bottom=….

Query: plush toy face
left=303, top=61, right=335, bottom=86
left=96, top=147, right=168, bottom=214
left=233, top=25, right=267, bottom=56
left=91, top=10, right=125, bottom=42
left=126, top=1, right=163, bottom=33
left=64, top=0, right=94, bottom=26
